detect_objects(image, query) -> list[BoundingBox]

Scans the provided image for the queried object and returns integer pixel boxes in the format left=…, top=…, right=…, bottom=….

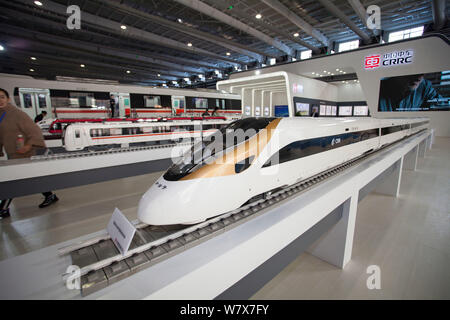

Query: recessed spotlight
left=157, top=74, right=161, bottom=77
left=126, top=70, right=131, bottom=74
left=80, top=64, right=85, bottom=68
left=177, top=18, right=183, bottom=23
left=255, top=14, right=262, bottom=19
left=187, top=42, right=192, bottom=47
left=34, top=1, right=43, bottom=6
left=0, top=45, right=4, bottom=51
left=226, top=52, right=231, bottom=56
left=343, top=72, right=346, bottom=74
left=336, top=68, right=339, bottom=71
left=30, top=69, right=35, bottom=72
left=293, top=33, right=299, bottom=37
left=121, top=25, right=127, bottom=30
left=31, top=57, right=37, bottom=60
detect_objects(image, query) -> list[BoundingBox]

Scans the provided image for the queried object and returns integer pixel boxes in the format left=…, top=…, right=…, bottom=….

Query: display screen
left=274, top=105, right=289, bottom=117
left=378, top=71, right=450, bottom=111
left=319, top=105, right=327, bottom=115
left=339, top=106, right=353, bottom=116
left=354, top=105, right=369, bottom=116
left=295, top=102, right=310, bottom=116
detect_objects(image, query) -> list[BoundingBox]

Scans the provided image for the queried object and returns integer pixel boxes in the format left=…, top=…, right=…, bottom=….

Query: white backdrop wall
left=230, top=36, right=450, bottom=136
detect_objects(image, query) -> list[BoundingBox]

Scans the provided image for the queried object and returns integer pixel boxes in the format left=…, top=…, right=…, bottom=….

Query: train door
left=110, top=92, right=130, bottom=118
left=18, top=88, right=52, bottom=120
left=172, top=96, right=185, bottom=115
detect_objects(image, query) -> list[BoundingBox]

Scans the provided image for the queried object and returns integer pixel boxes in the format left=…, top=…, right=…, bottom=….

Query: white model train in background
left=0, top=73, right=242, bottom=121
left=63, top=117, right=232, bottom=151
left=137, top=116, right=429, bottom=225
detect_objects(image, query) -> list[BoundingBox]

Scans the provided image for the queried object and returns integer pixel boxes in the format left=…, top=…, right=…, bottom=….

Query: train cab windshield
left=163, top=117, right=276, bottom=181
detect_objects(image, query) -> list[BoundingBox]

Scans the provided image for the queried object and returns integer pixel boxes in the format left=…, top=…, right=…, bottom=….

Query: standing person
left=202, top=108, right=210, bottom=116
left=0, top=88, right=58, bottom=219
left=110, top=94, right=116, bottom=118
left=34, top=110, right=47, bottom=123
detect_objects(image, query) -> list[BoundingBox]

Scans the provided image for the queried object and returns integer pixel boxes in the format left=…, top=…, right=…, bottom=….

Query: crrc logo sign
left=364, top=50, right=413, bottom=69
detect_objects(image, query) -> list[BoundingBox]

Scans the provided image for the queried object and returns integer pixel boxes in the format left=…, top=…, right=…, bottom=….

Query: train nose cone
left=137, top=184, right=172, bottom=225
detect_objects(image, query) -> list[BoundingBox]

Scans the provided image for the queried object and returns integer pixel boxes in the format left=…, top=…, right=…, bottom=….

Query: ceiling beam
left=102, top=0, right=271, bottom=62
left=172, top=0, right=295, bottom=57
left=260, top=0, right=328, bottom=49
left=431, top=0, right=447, bottom=31
left=317, top=0, right=371, bottom=42
left=0, top=26, right=198, bottom=77
left=11, top=0, right=242, bottom=67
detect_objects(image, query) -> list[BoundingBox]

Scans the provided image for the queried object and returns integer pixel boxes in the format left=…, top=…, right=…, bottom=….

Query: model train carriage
left=137, top=117, right=429, bottom=225
left=62, top=119, right=232, bottom=151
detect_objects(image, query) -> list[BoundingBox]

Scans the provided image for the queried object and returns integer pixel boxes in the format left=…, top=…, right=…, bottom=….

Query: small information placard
left=107, top=208, right=136, bottom=256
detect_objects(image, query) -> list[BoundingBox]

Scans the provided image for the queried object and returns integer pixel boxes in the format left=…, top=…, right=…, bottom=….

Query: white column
left=418, top=140, right=426, bottom=158
left=403, top=146, right=418, bottom=171
left=373, top=158, right=403, bottom=197
left=307, top=191, right=358, bottom=268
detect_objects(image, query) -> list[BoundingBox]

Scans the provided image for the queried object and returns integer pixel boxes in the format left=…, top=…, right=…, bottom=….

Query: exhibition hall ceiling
left=0, top=0, right=447, bottom=87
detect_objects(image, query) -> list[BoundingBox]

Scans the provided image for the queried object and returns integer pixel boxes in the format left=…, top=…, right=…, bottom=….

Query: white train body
left=0, top=73, right=242, bottom=121
left=63, top=119, right=232, bottom=151
left=137, top=117, right=429, bottom=225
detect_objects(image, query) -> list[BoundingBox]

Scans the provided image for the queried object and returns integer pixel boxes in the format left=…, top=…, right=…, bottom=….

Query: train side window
left=23, top=94, right=33, bottom=108
left=75, top=130, right=80, bottom=138
left=235, top=156, right=255, bottom=174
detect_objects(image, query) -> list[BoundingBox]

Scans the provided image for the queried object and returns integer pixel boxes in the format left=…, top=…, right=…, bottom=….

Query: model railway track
left=30, top=142, right=193, bottom=161
left=60, top=130, right=427, bottom=296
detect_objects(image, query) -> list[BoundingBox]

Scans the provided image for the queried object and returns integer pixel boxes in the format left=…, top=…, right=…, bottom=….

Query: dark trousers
left=1, top=191, right=53, bottom=210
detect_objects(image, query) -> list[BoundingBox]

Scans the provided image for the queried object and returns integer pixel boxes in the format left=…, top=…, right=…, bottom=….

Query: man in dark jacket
left=0, top=88, right=58, bottom=219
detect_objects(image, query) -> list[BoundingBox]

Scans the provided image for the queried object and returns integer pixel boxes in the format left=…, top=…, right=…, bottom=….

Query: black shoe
left=0, top=208, right=10, bottom=219
left=39, top=194, right=59, bottom=208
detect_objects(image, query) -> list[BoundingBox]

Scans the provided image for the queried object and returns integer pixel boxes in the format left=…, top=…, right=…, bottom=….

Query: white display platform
left=0, top=130, right=433, bottom=299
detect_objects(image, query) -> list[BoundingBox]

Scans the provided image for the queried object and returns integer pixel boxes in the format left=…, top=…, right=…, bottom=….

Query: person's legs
left=0, top=198, right=12, bottom=219
left=39, top=191, right=59, bottom=208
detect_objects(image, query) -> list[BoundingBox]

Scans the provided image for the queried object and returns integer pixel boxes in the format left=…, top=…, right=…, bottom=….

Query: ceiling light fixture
left=255, top=14, right=262, bottom=19
left=30, top=69, right=35, bottom=72
left=0, top=45, right=4, bottom=51
left=226, top=52, right=231, bottom=56
left=293, top=33, right=299, bottom=37
left=187, top=42, right=192, bottom=47
left=126, top=70, right=131, bottom=74
left=31, top=57, right=37, bottom=60
left=121, top=25, right=127, bottom=30
left=80, top=64, right=85, bottom=68
left=34, top=1, right=43, bottom=6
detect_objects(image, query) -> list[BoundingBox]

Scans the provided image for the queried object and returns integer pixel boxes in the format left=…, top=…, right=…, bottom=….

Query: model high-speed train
left=137, top=116, right=429, bottom=225
left=0, top=73, right=242, bottom=121
left=63, top=117, right=232, bottom=151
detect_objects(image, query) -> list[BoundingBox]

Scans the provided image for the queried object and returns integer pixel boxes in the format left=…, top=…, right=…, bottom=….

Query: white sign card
left=107, top=208, right=136, bottom=256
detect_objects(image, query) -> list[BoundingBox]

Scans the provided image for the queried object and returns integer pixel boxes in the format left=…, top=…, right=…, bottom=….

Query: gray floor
left=0, top=138, right=449, bottom=299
